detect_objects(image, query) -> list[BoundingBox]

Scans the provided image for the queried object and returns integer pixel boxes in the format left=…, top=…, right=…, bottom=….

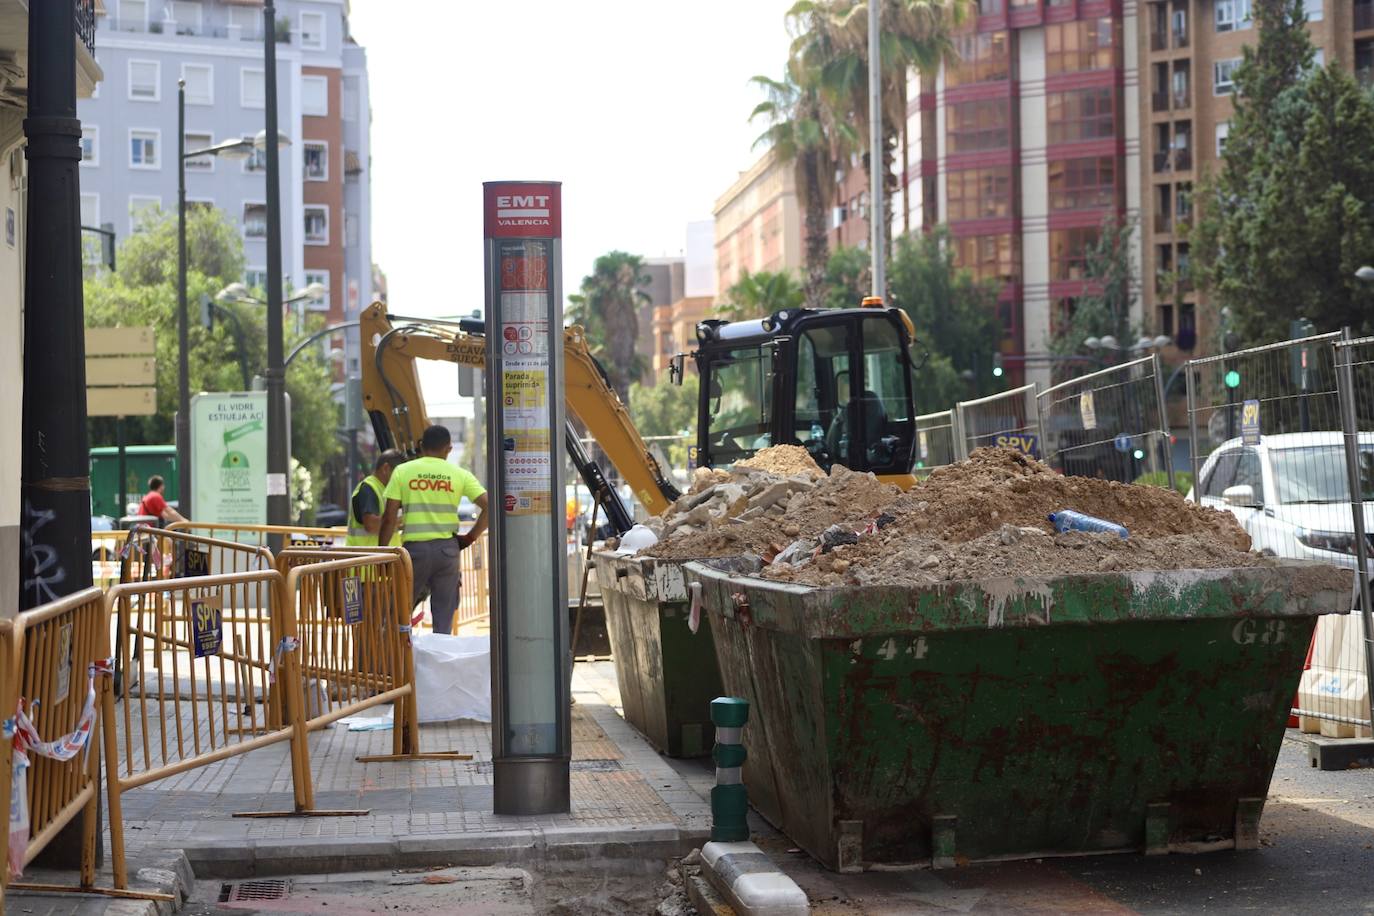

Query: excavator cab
left=689, top=306, right=917, bottom=478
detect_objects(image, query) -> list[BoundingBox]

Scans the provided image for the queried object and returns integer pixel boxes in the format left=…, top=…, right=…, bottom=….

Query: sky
left=348, top=0, right=796, bottom=411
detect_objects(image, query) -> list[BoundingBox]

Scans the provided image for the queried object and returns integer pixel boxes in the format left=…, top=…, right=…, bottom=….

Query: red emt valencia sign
left=484, top=182, right=561, bottom=239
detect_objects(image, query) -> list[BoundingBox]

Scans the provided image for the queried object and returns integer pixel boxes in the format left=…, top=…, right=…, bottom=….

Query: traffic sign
left=87, top=386, right=157, bottom=417
left=1114, top=433, right=1132, bottom=453
left=86, top=356, right=156, bottom=386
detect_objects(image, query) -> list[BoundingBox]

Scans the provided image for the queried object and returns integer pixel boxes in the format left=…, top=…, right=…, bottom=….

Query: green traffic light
left=1133, top=448, right=1145, bottom=460
left=992, top=367, right=1004, bottom=378
left=1224, top=369, right=1241, bottom=388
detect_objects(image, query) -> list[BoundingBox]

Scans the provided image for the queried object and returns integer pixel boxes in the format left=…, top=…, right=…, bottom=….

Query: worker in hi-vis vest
left=377, top=425, right=488, bottom=636
left=346, top=449, right=405, bottom=547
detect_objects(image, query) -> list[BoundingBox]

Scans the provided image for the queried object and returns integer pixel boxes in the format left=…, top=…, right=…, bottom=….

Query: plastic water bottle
left=1049, top=509, right=1129, bottom=539
left=810, top=420, right=824, bottom=443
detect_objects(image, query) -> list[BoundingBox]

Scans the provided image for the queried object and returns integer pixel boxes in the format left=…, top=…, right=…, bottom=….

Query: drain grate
left=220, top=878, right=291, bottom=902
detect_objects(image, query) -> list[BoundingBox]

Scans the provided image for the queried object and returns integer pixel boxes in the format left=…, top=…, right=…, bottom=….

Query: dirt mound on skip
left=892, top=448, right=1250, bottom=550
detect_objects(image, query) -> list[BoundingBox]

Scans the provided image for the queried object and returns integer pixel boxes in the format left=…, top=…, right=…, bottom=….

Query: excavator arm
left=360, top=302, right=680, bottom=520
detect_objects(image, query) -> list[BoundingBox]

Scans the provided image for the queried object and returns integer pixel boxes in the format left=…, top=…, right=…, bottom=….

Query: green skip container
left=683, top=559, right=1347, bottom=871
left=593, top=551, right=726, bottom=757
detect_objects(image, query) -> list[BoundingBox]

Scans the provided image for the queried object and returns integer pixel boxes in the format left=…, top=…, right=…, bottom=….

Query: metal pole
left=1152, top=353, right=1176, bottom=492
left=263, top=0, right=289, bottom=538
left=868, top=0, right=885, bottom=298
left=117, top=417, right=127, bottom=520
left=1335, top=333, right=1374, bottom=728
left=1186, top=360, right=1201, bottom=502
left=177, top=80, right=192, bottom=520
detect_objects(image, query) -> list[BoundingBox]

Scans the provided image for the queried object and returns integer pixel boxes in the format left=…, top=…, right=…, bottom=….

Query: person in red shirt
left=139, top=475, right=187, bottom=525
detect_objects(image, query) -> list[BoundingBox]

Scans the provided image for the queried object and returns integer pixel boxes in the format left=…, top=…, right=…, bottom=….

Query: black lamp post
left=263, top=0, right=289, bottom=535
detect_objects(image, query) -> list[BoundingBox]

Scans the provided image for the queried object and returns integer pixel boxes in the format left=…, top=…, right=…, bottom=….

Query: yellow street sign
left=86, top=356, right=156, bottom=386
left=87, top=386, right=157, bottom=417
left=86, top=326, right=154, bottom=356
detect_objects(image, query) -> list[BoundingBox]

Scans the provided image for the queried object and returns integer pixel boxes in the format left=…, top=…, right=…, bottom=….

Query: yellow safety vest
left=346, top=475, right=389, bottom=547
left=383, top=456, right=481, bottom=543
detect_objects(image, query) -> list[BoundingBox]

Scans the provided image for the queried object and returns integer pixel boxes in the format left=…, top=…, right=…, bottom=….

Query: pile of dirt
left=733, top=444, right=823, bottom=478
left=887, top=448, right=1250, bottom=550
left=644, top=464, right=900, bottom=560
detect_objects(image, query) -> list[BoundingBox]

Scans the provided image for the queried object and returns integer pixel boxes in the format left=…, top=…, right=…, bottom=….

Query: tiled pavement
left=103, top=662, right=710, bottom=871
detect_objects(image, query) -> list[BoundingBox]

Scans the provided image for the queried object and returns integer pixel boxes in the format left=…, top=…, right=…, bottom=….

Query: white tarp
left=413, top=633, right=491, bottom=724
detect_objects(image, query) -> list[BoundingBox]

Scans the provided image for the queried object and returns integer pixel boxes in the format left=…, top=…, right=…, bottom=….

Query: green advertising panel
left=191, top=392, right=269, bottom=526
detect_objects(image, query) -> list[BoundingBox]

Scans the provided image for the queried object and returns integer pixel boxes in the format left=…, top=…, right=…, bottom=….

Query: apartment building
left=1139, top=0, right=1347, bottom=359
left=79, top=0, right=372, bottom=375
left=712, top=147, right=805, bottom=296
left=903, top=1, right=1143, bottom=389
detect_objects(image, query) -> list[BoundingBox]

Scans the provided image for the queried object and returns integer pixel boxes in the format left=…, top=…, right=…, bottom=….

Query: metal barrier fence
left=0, top=588, right=113, bottom=904
left=955, top=384, right=1045, bottom=460
left=166, top=521, right=346, bottom=550
left=1039, top=354, right=1174, bottom=488
left=119, top=525, right=275, bottom=585
left=456, top=532, right=490, bottom=632
left=913, top=410, right=961, bottom=474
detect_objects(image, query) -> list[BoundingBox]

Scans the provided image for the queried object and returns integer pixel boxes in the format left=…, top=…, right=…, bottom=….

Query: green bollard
left=710, top=696, right=750, bottom=843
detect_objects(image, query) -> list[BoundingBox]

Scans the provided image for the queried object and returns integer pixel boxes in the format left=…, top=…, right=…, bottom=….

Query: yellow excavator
left=360, top=298, right=922, bottom=533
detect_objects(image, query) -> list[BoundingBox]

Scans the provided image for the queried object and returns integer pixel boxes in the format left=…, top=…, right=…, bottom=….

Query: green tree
left=83, top=206, right=340, bottom=509
left=823, top=244, right=870, bottom=310
left=567, top=251, right=649, bottom=403
left=715, top=269, right=806, bottom=321
left=788, top=0, right=962, bottom=263
left=1049, top=216, right=1138, bottom=375
left=1192, top=2, right=1374, bottom=341
left=750, top=62, right=858, bottom=307
left=628, top=376, right=699, bottom=467
left=885, top=229, right=999, bottom=405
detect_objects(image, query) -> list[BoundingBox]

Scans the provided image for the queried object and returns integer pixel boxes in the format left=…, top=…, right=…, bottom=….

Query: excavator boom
left=360, top=302, right=680, bottom=519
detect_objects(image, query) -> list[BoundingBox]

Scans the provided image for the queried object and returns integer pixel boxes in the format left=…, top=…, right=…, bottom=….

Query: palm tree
left=750, top=62, right=858, bottom=309
left=715, top=269, right=806, bottom=321
left=788, top=0, right=963, bottom=266
left=566, top=251, right=649, bottom=403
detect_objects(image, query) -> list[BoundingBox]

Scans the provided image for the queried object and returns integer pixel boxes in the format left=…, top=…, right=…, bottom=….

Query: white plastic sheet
left=413, top=633, right=491, bottom=724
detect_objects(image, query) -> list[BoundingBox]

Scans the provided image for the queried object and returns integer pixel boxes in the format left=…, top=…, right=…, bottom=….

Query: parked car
left=1191, top=432, right=1374, bottom=571
left=91, top=514, right=117, bottom=561
left=313, top=503, right=348, bottom=528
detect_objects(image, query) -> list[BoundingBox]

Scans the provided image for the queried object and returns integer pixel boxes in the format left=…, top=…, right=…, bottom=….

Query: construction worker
left=346, top=449, right=405, bottom=546
left=377, top=425, right=488, bottom=636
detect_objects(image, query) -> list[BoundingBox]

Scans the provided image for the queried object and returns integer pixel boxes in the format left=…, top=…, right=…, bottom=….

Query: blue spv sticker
left=191, top=598, right=223, bottom=658
left=342, top=575, right=363, bottom=625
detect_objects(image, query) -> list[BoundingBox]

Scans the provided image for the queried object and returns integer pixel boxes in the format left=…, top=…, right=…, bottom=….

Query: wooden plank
left=86, top=387, right=157, bottom=417
left=86, top=356, right=156, bottom=386
left=85, top=326, right=154, bottom=356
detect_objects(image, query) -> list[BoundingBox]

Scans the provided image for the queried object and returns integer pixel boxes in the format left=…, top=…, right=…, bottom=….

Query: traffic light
left=1224, top=369, right=1241, bottom=389
left=1222, top=330, right=1241, bottom=389
left=992, top=352, right=1004, bottom=378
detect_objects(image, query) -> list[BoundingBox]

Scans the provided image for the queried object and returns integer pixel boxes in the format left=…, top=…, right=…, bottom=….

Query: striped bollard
left=710, top=696, right=749, bottom=842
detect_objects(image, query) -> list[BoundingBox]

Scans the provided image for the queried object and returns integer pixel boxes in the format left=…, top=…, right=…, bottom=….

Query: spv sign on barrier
left=994, top=432, right=1039, bottom=458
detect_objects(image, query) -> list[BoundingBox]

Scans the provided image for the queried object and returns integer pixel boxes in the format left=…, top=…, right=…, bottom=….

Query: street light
left=264, top=0, right=289, bottom=533
left=177, top=75, right=292, bottom=521
left=1357, top=266, right=1374, bottom=282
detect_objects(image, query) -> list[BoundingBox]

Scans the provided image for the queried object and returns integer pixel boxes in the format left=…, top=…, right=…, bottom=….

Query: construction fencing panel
left=456, top=531, right=490, bottom=632
left=1039, top=354, right=1174, bottom=488
left=1184, top=331, right=1370, bottom=733
left=956, top=384, right=1045, bottom=460
left=913, top=410, right=961, bottom=474
left=166, top=521, right=346, bottom=550
left=0, top=588, right=109, bottom=903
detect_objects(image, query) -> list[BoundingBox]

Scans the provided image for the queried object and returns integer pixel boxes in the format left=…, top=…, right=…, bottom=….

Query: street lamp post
left=263, top=0, right=289, bottom=534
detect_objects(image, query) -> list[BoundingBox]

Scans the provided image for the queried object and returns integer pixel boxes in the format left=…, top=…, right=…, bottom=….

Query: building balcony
left=1173, top=89, right=1191, bottom=109
left=1173, top=26, right=1189, bottom=49
left=1153, top=150, right=1172, bottom=173
left=76, top=0, right=96, bottom=55
left=1356, top=2, right=1374, bottom=31
left=1175, top=148, right=1193, bottom=171
left=1152, top=91, right=1170, bottom=112
left=1155, top=211, right=1172, bottom=233
left=1151, top=29, right=1167, bottom=52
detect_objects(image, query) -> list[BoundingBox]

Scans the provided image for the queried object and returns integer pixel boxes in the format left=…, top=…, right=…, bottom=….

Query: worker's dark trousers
left=405, top=537, right=462, bottom=635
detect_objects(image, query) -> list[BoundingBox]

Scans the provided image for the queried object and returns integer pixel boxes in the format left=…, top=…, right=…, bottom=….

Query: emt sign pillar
left=483, top=181, right=571, bottom=814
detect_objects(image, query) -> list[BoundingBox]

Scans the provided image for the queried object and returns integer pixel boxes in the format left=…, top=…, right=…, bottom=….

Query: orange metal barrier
left=118, top=525, right=275, bottom=586
left=454, top=531, right=490, bottom=633
left=166, top=521, right=345, bottom=550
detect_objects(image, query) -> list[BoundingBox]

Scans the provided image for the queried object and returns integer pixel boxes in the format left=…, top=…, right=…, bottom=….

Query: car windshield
left=1271, top=445, right=1374, bottom=504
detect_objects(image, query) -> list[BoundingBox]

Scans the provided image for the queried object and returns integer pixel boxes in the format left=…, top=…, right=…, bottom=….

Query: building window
left=300, top=11, right=326, bottom=50
left=1214, top=58, right=1241, bottom=94
left=302, top=76, right=328, bottom=117
left=1049, top=226, right=1099, bottom=280
left=182, top=63, right=213, bottom=105
left=184, top=132, right=213, bottom=170
left=1045, top=18, right=1118, bottom=75
left=241, top=68, right=265, bottom=109
left=304, top=206, right=329, bottom=244
left=245, top=268, right=269, bottom=292
left=303, top=271, right=330, bottom=311
left=243, top=203, right=267, bottom=239
left=946, top=31, right=1011, bottom=86
left=946, top=166, right=1013, bottom=221
left=1046, top=87, right=1116, bottom=144
left=169, top=0, right=202, bottom=35
left=119, top=0, right=148, bottom=30
left=228, top=5, right=260, bottom=36
left=244, top=147, right=267, bottom=173
left=80, top=126, right=98, bottom=166
left=1304, top=0, right=1324, bottom=20
left=128, top=60, right=159, bottom=101
left=1047, top=156, right=1117, bottom=211
left=80, top=193, right=99, bottom=228
left=128, top=195, right=161, bottom=235
left=947, top=98, right=1011, bottom=153
left=952, top=233, right=1018, bottom=283
left=1215, top=0, right=1252, bottom=31
left=303, top=142, right=328, bottom=180
left=977, top=0, right=1001, bottom=14
left=129, top=129, right=159, bottom=169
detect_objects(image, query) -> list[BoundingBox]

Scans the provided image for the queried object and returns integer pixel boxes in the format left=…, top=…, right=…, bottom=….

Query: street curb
left=181, top=824, right=709, bottom=878
left=687, top=871, right=736, bottom=915
left=1305, top=735, right=1374, bottom=770
left=701, top=840, right=809, bottom=916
